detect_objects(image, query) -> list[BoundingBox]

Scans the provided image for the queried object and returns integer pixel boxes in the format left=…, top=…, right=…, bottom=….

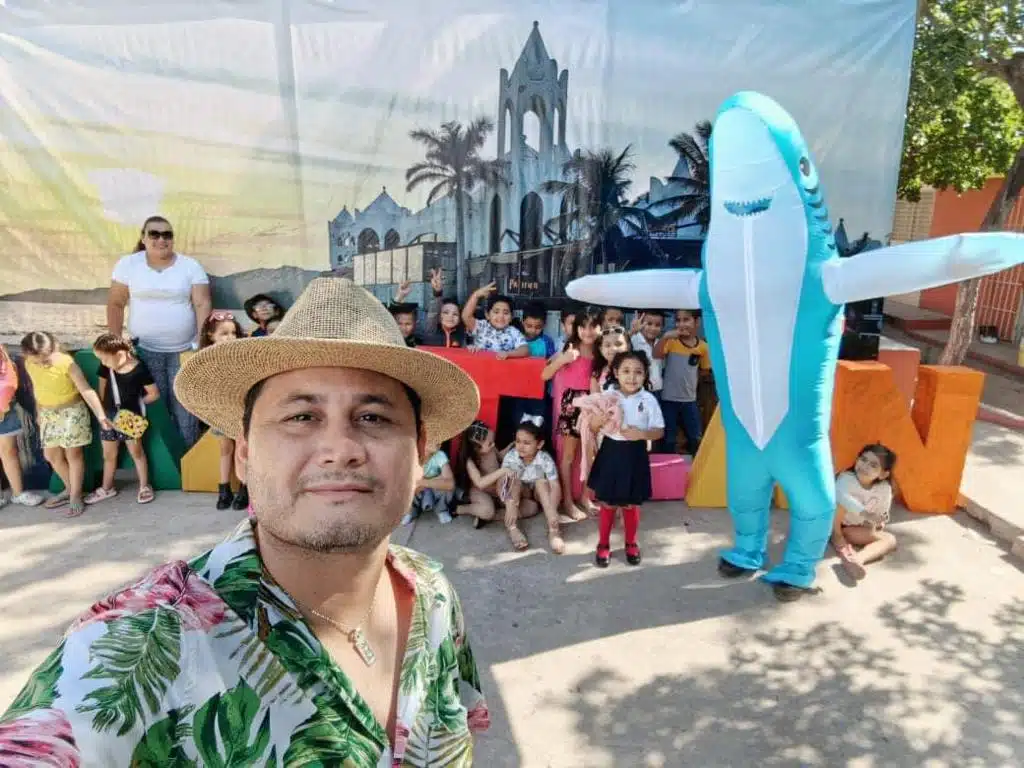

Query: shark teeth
left=723, top=197, right=773, bottom=217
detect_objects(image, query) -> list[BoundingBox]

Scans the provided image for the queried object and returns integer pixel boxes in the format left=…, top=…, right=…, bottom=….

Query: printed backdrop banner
left=0, top=0, right=916, bottom=305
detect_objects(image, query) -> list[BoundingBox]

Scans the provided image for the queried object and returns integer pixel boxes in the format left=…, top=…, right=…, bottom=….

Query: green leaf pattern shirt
left=0, top=520, right=489, bottom=766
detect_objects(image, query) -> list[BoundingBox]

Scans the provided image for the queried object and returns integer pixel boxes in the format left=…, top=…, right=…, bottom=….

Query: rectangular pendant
left=350, top=629, right=377, bottom=667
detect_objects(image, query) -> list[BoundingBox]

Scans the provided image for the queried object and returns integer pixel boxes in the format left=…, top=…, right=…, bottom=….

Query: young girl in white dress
left=587, top=350, right=664, bottom=568
left=832, top=443, right=898, bottom=581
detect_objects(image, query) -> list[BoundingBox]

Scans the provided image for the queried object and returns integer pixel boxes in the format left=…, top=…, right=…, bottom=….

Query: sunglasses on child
left=601, top=325, right=626, bottom=336
left=147, top=230, right=174, bottom=240
left=209, top=311, right=235, bottom=322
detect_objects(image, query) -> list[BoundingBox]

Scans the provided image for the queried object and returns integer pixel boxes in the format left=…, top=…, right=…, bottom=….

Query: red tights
left=597, top=505, right=640, bottom=550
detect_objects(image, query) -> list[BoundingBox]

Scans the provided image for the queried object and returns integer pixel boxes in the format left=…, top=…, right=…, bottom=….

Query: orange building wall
left=919, top=180, right=1024, bottom=339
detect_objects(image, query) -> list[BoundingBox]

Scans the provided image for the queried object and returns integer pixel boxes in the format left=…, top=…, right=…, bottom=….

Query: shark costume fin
left=822, top=232, right=1024, bottom=305
left=566, top=269, right=702, bottom=309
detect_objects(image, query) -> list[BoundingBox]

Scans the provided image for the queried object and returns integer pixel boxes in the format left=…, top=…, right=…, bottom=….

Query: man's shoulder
left=64, top=559, right=227, bottom=640
left=389, top=545, right=458, bottom=597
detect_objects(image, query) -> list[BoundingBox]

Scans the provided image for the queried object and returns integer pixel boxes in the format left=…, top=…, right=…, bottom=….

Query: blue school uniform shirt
left=526, top=333, right=556, bottom=358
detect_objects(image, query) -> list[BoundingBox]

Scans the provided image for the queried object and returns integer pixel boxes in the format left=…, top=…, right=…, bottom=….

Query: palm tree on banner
left=406, top=118, right=507, bottom=300
left=541, top=145, right=650, bottom=283
left=654, top=120, right=711, bottom=236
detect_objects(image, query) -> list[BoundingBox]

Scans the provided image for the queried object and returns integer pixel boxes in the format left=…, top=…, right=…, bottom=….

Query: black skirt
left=587, top=438, right=651, bottom=506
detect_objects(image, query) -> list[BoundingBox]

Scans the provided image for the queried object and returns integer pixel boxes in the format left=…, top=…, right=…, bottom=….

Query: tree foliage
left=897, top=0, right=1023, bottom=202
left=541, top=146, right=650, bottom=278
left=657, top=121, right=712, bottom=235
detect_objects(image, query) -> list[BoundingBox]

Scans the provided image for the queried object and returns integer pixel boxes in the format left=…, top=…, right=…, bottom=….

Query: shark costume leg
left=759, top=426, right=836, bottom=589
left=719, top=410, right=774, bottom=571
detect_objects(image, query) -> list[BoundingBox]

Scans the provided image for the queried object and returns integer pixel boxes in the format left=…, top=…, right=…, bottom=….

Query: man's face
left=522, top=317, right=545, bottom=340
left=237, top=367, right=425, bottom=553
left=395, top=312, right=416, bottom=339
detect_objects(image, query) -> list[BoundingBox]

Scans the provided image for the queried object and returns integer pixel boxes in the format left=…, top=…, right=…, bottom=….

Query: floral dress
left=0, top=520, right=488, bottom=766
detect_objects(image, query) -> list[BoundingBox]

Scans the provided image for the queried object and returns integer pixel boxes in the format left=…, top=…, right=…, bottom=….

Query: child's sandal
left=547, top=525, right=565, bottom=555
left=84, top=487, right=118, bottom=505
left=45, top=491, right=70, bottom=510
left=64, top=500, right=85, bottom=518
left=137, top=486, right=155, bottom=505
left=506, top=524, right=529, bottom=552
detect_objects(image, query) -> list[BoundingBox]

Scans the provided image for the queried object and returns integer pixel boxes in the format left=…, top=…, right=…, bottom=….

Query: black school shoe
left=232, top=484, right=249, bottom=511
left=717, top=558, right=756, bottom=578
left=216, top=483, right=233, bottom=510
left=595, top=546, right=611, bottom=568
left=625, top=543, right=642, bottom=566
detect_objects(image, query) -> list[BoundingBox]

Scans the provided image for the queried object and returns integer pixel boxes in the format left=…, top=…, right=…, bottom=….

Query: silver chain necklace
left=297, top=583, right=380, bottom=667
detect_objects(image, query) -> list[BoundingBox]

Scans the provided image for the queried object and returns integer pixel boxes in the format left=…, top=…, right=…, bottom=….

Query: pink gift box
left=649, top=453, right=691, bottom=501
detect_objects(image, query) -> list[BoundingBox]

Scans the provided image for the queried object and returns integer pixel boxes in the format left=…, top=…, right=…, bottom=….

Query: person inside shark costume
left=567, top=91, right=1024, bottom=601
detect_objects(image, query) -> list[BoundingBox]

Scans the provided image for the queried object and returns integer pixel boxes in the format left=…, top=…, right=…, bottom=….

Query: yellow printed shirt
left=24, top=353, right=79, bottom=408
left=660, top=338, right=711, bottom=403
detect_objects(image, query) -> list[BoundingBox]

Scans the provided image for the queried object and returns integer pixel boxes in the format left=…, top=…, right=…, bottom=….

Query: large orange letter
left=687, top=361, right=983, bottom=513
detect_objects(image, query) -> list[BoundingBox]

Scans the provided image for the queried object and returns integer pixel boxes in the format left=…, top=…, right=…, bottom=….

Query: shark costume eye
left=798, top=157, right=811, bottom=177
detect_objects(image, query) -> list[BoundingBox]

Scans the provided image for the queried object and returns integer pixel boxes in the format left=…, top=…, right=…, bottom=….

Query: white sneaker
left=11, top=491, right=44, bottom=507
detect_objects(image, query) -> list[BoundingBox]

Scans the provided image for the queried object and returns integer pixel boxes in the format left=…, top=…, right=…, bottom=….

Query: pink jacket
left=0, top=350, right=17, bottom=417
left=572, top=391, right=623, bottom=480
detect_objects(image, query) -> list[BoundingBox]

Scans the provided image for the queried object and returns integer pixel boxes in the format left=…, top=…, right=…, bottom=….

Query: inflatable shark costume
left=568, top=91, right=1024, bottom=596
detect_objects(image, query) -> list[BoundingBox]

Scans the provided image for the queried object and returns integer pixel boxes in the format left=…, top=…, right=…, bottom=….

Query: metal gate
left=976, top=264, right=1024, bottom=342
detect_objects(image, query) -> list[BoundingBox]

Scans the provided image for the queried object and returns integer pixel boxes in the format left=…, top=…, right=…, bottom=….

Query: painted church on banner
left=327, top=22, right=697, bottom=270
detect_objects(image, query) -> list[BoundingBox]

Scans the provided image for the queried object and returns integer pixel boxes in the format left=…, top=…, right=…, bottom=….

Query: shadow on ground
left=546, top=579, right=1023, bottom=766
left=2, top=492, right=1022, bottom=766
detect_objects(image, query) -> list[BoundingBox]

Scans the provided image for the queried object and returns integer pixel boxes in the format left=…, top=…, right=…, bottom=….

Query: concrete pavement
left=2, top=480, right=1022, bottom=765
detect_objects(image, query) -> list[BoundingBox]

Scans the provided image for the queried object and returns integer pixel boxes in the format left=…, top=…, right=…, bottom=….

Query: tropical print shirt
left=0, top=520, right=488, bottom=766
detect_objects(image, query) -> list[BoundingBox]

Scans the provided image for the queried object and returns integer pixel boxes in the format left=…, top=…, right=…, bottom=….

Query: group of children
left=0, top=295, right=287, bottom=518
left=391, top=271, right=899, bottom=578
left=0, top=274, right=899, bottom=581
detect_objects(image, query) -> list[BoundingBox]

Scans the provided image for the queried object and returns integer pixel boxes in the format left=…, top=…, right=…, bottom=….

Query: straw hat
left=174, top=277, right=480, bottom=442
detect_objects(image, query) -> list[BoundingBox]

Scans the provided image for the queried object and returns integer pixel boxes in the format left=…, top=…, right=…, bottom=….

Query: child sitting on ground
left=462, top=282, right=528, bottom=358
left=403, top=442, right=456, bottom=525
left=20, top=331, right=111, bottom=518
left=500, top=417, right=563, bottom=553
left=832, top=443, right=898, bottom=581
left=454, top=421, right=509, bottom=528
left=86, top=334, right=160, bottom=506
left=200, top=312, right=250, bottom=511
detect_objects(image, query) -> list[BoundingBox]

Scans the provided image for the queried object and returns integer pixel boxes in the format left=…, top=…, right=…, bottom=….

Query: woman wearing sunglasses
left=106, top=215, right=212, bottom=447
